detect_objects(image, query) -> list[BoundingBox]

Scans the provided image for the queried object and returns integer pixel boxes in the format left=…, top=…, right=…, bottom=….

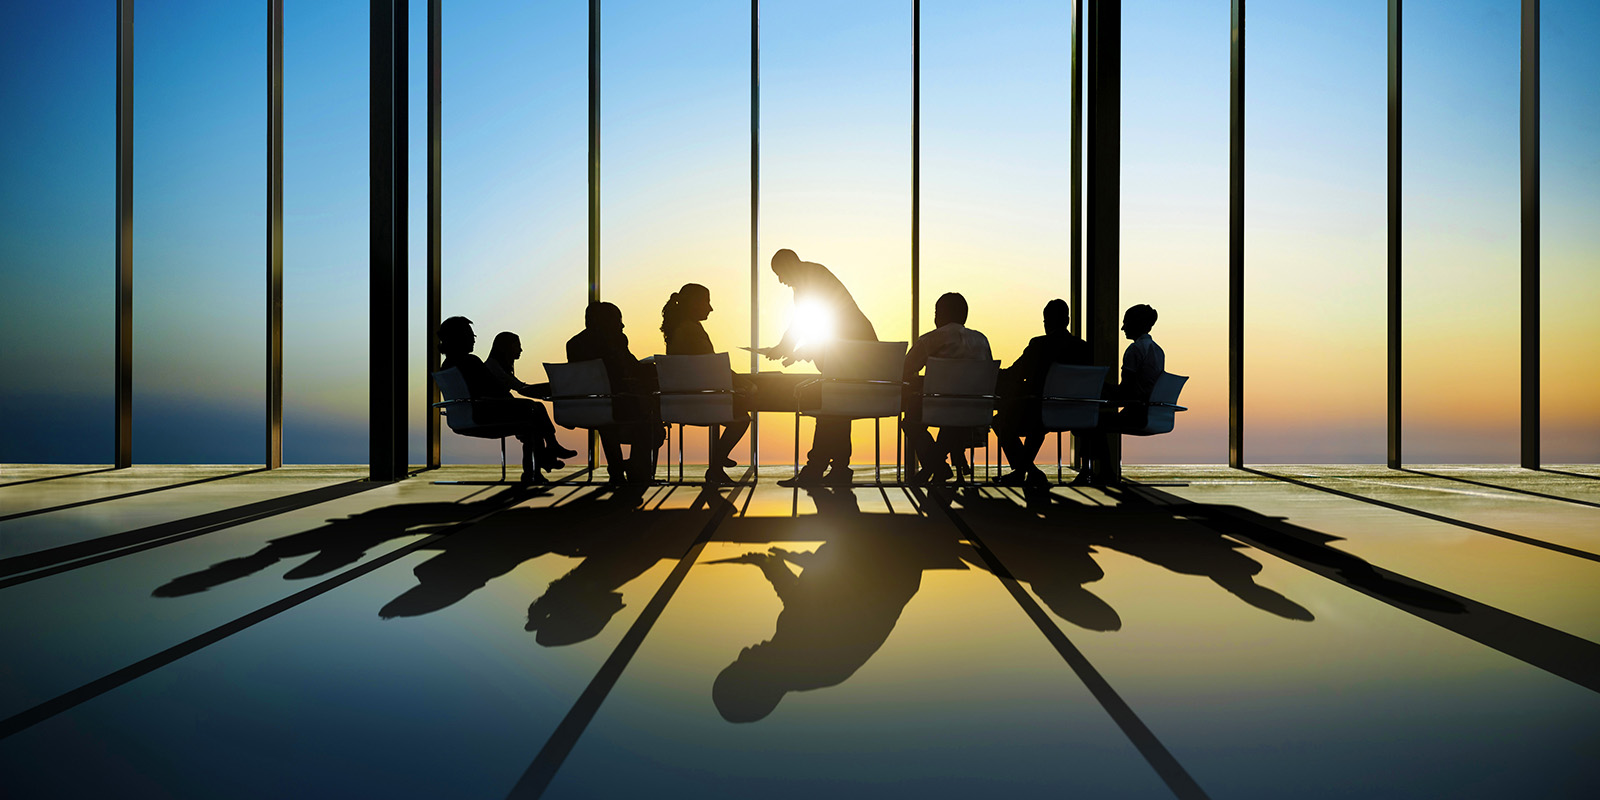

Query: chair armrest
left=921, top=392, right=999, bottom=400
left=1125, top=401, right=1187, bottom=411
left=1039, top=396, right=1108, bottom=404
left=653, top=389, right=738, bottom=396
left=431, top=399, right=471, bottom=409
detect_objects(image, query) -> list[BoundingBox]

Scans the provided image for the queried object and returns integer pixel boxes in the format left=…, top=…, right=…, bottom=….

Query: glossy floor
left=1, top=464, right=1597, bottom=798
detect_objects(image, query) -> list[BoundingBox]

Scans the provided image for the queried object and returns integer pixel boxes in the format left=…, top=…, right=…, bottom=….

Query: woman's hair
left=486, top=331, right=520, bottom=367
left=661, top=283, right=709, bottom=345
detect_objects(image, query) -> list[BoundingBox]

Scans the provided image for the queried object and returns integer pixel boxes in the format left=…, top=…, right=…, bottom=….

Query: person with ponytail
left=661, top=283, right=750, bottom=484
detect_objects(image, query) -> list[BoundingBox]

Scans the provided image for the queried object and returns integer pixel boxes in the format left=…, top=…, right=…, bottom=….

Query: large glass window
left=133, top=0, right=265, bottom=463
left=1245, top=1, right=1387, bottom=463
left=760, top=0, right=911, bottom=464
left=437, top=0, right=588, bottom=465
left=602, top=0, right=750, bottom=467
left=1403, top=0, right=1520, bottom=463
left=283, top=0, right=368, bottom=464
left=1122, top=0, right=1230, bottom=464
left=1540, top=0, right=1600, bottom=464
left=920, top=0, right=1072, bottom=441
left=0, top=1, right=114, bottom=464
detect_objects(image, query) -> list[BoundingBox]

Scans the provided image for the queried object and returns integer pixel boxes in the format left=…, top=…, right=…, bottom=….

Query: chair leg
left=874, top=418, right=881, bottom=485
left=678, top=423, right=685, bottom=484
left=1057, top=432, right=1063, bottom=484
left=500, top=437, right=507, bottom=482
left=793, top=413, right=800, bottom=479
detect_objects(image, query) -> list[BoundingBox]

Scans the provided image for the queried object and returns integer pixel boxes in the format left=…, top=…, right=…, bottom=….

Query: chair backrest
left=432, top=368, right=481, bottom=431
left=1040, top=364, right=1110, bottom=431
left=817, top=340, right=907, bottom=419
left=1128, top=372, right=1188, bottom=435
left=922, top=358, right=1001, bottom=428
left=544, top=359, right=615, bottom=429
left=655, top=352, right=735, bottom=426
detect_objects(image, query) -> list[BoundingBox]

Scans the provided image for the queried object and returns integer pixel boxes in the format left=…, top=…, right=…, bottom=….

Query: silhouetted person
left=901, top=292, right=992, bottom=484
left=1079, top=304, right=1165, bottom=486
left=439, top=316, right=564, bottom=482
left=567, top=301, right=661, bottom=484
left=486, top=331, right=577, bottom=462
left=662, top=282, right=752, bottom=484
left=992, top=299, right=1090, bottom=487
left=762, top=249, right=879, bottom=487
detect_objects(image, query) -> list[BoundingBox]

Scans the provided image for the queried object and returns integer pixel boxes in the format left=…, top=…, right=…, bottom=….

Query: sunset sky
left=2, top=0, right=1595, bottom=466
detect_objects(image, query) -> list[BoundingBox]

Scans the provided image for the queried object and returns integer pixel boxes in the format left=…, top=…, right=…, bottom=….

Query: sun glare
left=789, top=300, right=836, bottom=351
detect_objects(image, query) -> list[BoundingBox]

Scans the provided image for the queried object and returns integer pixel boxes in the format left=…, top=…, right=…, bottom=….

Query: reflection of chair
left=1039, top=364, right=1110, bottom=483
left=655, top=352, right=737, bottom=483
left=921, top=357, right=1001, bottom=483
left=1122, top=372, right=1189, bottom=436
left=545, top=360, right=621, bottom=482
left=431, top=367, right=524, bottom=484
left=795, top=340, right=908, bottom=483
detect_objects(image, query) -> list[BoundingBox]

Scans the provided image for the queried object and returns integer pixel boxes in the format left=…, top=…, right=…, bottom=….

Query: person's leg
left=715, top=410, right=750, bottom=466
left=599, top=429, right=626, bottom=482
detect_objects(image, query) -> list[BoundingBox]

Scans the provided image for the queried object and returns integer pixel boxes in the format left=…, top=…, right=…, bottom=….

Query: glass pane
left=284, top=0, right=367, bottom=464
left=760, top=0, right=911, bottom=465
left=1122, top=0, right=1229, bottom=464
left=133, top=0, right=265, bottom=463
left=1403, top=0, right=1520, bottom=463
left=920, top=0, right=1072, bottom=465
left=1540, top=0, right=1600, bottom=465
left=1246, top=1, right=1387, bottom=463
left=0, top=1, right=114, bottom=464
left=602, top=0, right=750, bottom=467
left=439, top=0, right=588, bottom=465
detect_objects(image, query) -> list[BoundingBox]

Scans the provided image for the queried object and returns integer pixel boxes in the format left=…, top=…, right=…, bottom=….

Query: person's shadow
left=707, top=486, right=968, bottom=723
left=949, top=485, right=1315, bottom=626
left=152, top=484, right=547, bottom=598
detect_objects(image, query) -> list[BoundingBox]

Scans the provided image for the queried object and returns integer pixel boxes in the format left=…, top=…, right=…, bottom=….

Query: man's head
left=769, top=249, right=801, bottom=287
left=933, top=292, right=968, bottom=328
left=438, top=316, right=475, bottom=356
left=1122, top=304, right=1158, bottom=340
left=1042, top=298, right=1070, bottom=333
left=585, top=301, right=624, bottom=332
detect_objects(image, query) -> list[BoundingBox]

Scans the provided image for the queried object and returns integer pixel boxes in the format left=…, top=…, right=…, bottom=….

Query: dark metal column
left=426, top=0, right=442, bottom=470
left=370, top=0, right=409, bottom=481
left=911, top=0, right=920, bottom=342
left=1521, top=0, right=1540, bottom=469
left=1087, top=0, right=1121, bottom=481
left=1070, top=0, right=1083, bottom=338
left=1228, top=0, right=1245, bottom=469
left=115, top=0, right=134, bottom=469
left=267, top=0, right=284, bottom=469
left=1388, top=0, right=1402, bottom=468
left=750, top=0, right=761, bottom=470
left=589, top=0, right=601, bottom=303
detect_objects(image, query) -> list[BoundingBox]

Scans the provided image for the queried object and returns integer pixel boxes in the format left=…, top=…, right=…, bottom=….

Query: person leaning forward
left=566, top=301, right=663, bottom=484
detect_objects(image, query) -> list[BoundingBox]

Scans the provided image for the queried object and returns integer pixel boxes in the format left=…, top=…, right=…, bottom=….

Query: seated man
left=901, top=292, right=992, bottom=484
left=438, top=316, right=564, bottom=482
left=992, top=299, right=1091, bottom=486
left=1078, top=303, right=1164, bottom=486
left=566, top=301, right=662, bottom=484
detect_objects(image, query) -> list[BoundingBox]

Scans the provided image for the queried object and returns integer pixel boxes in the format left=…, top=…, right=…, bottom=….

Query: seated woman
left=437, top=316, right=564, bottom=482
left=661, top=283, right=751, bottom=485
left=567, top=302, right=663, bottom=484
left=485, top=331, right=578, bottom=462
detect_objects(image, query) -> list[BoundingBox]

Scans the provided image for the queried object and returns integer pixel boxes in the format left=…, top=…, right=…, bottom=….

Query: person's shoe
left=1024, top=468, right=1052, bottom=489
left=777, top=466, right=827, bottom=488
left=703, top=467, right=735, bottom=485
left=519, top=470, right=547, bottom=485
left=820, top=466, right=854, bottom=486
left=550, top=444, right=579, bottom=459
left=719, top=457, right=737, bottom=468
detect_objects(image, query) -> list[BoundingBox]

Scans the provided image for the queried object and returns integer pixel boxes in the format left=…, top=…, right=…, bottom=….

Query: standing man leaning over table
left=759, top=249, right=879, bottom=487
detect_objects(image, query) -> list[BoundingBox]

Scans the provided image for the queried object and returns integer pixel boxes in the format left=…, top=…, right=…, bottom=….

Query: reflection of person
left=711, top=533, right=922, bottom=723
left=901, top=292, right=992, bottom=484
left=662, top=283, right=752, bottom=484
left=567, top=302, right=662, bottom=484
left=486, top=331, right=576, bottom=461
left=439, top=316, right=565, bottom=482
left=992, top=299, right=1090, bottom=487
left=762, top=249, right=879, bottom=487
left=1079, top=304, right=1164, bottom=486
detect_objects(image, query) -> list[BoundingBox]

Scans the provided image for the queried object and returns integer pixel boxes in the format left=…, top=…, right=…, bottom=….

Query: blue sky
left=2, top=0, right=1595, bottom=465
